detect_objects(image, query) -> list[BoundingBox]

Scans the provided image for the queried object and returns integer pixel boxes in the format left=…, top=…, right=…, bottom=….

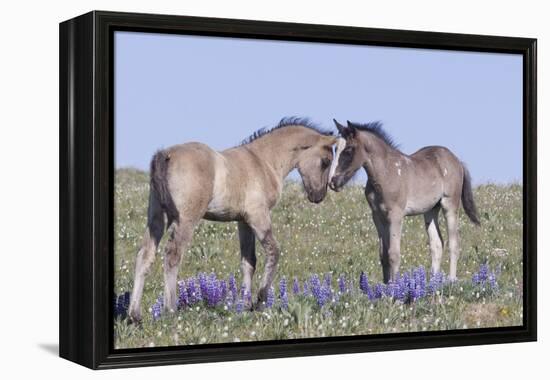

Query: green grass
left=114, top=168, right=523, bottom=349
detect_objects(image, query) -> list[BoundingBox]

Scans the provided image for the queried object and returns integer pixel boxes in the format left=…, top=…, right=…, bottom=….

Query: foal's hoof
left=127, top=312, right=142, bottom=326
left=253, top=301, right=266, bottom=312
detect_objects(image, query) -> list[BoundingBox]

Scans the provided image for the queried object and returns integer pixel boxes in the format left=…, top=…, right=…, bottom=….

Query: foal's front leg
left=247, top=212, right=279, bottom=306
left=371, top=211, right=390, bottom=283
left=238, top=221, right=256, bottom=309
left=386, top=214, right=403, bottom=282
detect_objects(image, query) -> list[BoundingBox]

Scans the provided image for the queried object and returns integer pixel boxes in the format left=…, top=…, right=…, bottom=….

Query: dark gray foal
left=329, top=120, right=480, bottom=283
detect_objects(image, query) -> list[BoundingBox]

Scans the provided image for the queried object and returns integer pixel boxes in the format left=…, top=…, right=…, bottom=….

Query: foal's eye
left=321, top=158, right=331, bottom=169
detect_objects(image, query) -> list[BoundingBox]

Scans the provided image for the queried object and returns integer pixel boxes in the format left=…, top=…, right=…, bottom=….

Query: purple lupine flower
left=373, top=283, right=384, bottom=299
left=321, top=283, right=332, bottom=305
left=114, top=294, right=122, bottom=318
left=360, top=275, right=374, bottom=300
left=198, top=273, right=208, bottom=301
left=292, top=277, right=300, bottom=295
left=393, top=274, right=407, bottom=302
left=228, top=273, right=237, bottom=302
left=310, top=274, right=322, bottom=304
left=266, top=286, right=275, bottom=308
left=384, top=281, right=396, bottom=297
left=303, top=280, right=310, bottom=297
left=206, top=273, right=217, bottom=306
left=235, top=296, right=244, bottom=313
left=428, top=271, right=445, bottom=294
left=359, top=272, right=369, bottom=294
left=479, top=264, right=489, bottom=282
left=219, top=280, right=227, bottom=302
left=113, top=294, right=118, bottom=317
left=279, top=278, right=288, bottom=309
left=324, top=273, right=332, bottom=288
left=309, top=274, right=320, bottom=300
left=187, top=277, right=201, bottom=304
left=402, top=271, right=412, bottom=299
left=472, top=263, right=492, bottom=287
left=412, top=266, right=426, bottom=300
left=338, top=274, right=347, bottom=294
left=152, top=295, right=163, bottom=321
left=116, top=293, right=125, bottom=317
left=178, top=280, right=188, bottom=309
left=115, top=291, right=130, bottom=318
left=310, top=274, right=330, bottom=307
left=472, top=264, right=499, bottom=292
left=123, top=291, right=130, bottom=312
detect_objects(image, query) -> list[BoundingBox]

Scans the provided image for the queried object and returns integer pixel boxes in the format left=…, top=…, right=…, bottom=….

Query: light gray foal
left=329, top=120, right=480, bottom=283
left=128, top=118, right=340, bottom=323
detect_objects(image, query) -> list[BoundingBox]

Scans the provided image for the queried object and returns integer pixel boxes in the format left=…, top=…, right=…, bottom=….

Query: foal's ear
left=333, top=119, right=346, bottom=134
left=333, top=119, right=355, bottom=138
left=345, top=120, right=357, bottom=137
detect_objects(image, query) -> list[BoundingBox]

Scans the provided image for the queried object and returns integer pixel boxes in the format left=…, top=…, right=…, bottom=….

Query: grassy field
left=114, top=168, right=523, bottom=349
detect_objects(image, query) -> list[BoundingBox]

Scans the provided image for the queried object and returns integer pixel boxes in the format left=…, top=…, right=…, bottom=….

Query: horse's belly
left=203, top=210, right=241, bottom=222
left=404, top=194, right=441, bottom=215
left=204, top=198, right=242, bottom=222
left=203, top=153, right=243, bottom=222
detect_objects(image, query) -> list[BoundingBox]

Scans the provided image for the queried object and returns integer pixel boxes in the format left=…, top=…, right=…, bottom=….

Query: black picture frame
left=59, top=10, right=537, bottom=369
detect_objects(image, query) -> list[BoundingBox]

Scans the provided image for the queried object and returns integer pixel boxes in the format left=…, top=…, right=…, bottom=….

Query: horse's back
left=410, top=146, right=463, bottom=175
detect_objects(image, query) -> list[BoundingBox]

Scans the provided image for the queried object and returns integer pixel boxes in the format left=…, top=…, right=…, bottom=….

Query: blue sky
left=115, top=31, right=523, bottom=184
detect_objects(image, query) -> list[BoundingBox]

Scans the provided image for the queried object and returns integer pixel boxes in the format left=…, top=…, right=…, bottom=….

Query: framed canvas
left=59, top=10, right=537, bottom=369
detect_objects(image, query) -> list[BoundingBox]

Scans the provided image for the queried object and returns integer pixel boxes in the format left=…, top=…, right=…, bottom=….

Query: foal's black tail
left=150, top=150, right=179, bottom=223
left=461, top=163, right=480, bottom=226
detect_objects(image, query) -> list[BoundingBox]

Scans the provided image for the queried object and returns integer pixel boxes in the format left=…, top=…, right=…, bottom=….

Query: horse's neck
left=245, top=133, right=306, bottom=179
left=362, top=133, right=402, bottom=181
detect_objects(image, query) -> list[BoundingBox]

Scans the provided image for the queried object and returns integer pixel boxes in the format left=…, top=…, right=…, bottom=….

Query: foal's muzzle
left=329, top=177, right=344, bottom=192
left=307, top=191, right=325, bottom=204
left=305, top=185, right=327, bottom=204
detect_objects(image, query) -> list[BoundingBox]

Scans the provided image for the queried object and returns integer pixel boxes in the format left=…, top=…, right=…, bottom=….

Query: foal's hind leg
left=424, top=206, right=444, bottom=274
left=163, top=217, right=198, bottom=312
left=441, top=197, right=460, bottom=281
left=129, top=192, right=165, bottom=323
left=238, top=222, right=256, bottom=309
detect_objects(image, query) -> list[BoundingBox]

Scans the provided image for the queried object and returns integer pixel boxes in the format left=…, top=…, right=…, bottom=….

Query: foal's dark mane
left=241, top=117, right=333, bottom=145
left=348, top=121, right=399, bottom=150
